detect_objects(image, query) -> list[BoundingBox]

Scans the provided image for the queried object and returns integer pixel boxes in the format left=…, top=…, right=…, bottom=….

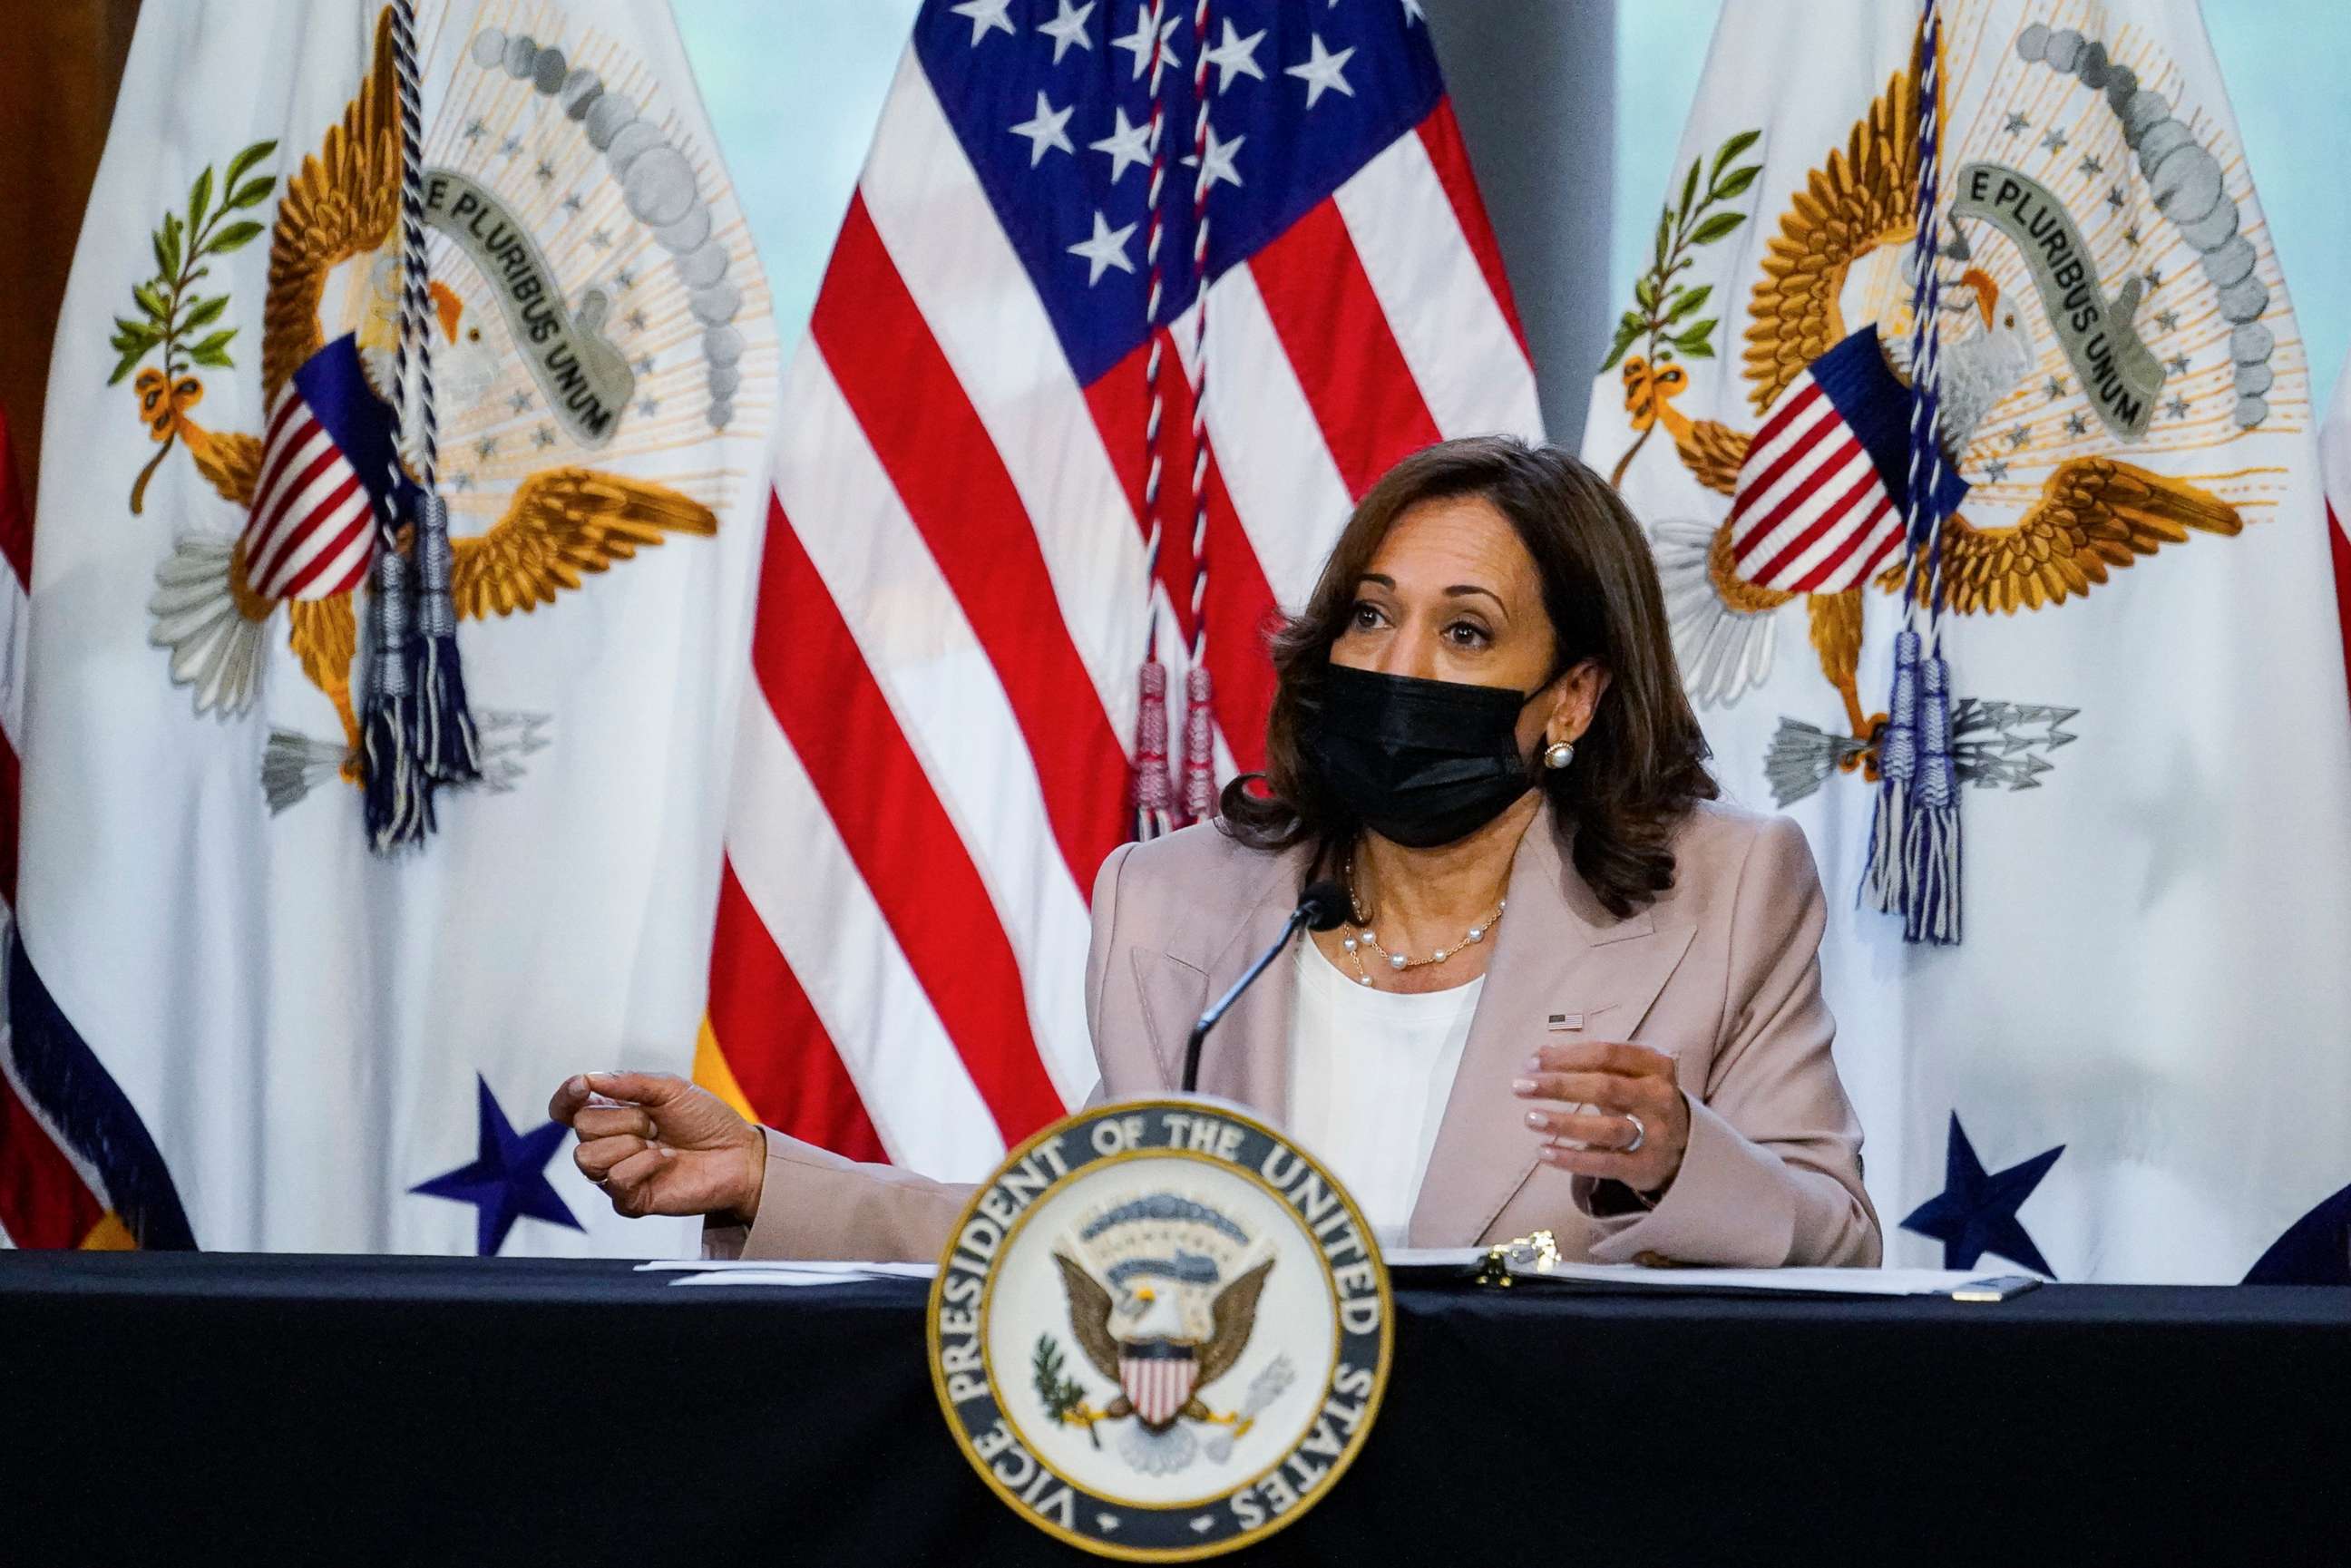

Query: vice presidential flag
left=1582, top=0, right=2351, bottom=1281
left=0, top=1, right=776, bottom=1253
left=697, top=0, right=1540, bottom=1180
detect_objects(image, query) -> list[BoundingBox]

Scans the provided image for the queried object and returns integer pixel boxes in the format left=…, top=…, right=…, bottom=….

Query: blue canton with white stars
left=411, top=1075, right=584, bottom=1257
left=914, top=0, right=1442, bottom=386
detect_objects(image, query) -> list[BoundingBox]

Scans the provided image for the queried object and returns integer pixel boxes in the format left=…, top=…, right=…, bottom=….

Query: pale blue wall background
left=678, top=0, right=2346, bottom=421
left=678, top=0, right=922, bottom=346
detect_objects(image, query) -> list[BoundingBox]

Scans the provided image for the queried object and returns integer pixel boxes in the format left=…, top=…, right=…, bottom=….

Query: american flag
left=697, top=0, right=1539, bottom=1177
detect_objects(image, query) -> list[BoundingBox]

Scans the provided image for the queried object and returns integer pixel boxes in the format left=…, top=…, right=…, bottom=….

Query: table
left=5, top=1252, right=2346, bottom=1563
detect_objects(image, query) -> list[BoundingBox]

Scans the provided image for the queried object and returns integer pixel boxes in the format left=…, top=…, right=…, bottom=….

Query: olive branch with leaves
left=1603, top=128, right=1761, bottom=487
left=1032, top=1333, right=1100, bottom=1449
left=114, top=139, right=277, bottom=513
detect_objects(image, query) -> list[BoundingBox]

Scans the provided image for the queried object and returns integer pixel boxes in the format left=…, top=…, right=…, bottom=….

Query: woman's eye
left=1444, top=620, right=1490, bottom=648
left=1348, top=601, right=1386, bottom=631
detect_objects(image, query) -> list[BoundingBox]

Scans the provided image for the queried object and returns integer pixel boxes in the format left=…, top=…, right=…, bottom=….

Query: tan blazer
left=718, top=801, right=1881, bottom=1268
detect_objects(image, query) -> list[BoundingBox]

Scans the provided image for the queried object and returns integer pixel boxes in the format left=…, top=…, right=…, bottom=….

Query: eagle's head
left=356, top=259, right=501, bottom=417
left=424, top=281, right=501, bottom=411
left=1115, top=1280, right=1195, bottom=1344
left=1936, top=266, right=2036, bottom=453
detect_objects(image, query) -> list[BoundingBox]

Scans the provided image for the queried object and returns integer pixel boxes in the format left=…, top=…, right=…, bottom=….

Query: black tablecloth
left=5, top=1252, right=2347, bottom=1564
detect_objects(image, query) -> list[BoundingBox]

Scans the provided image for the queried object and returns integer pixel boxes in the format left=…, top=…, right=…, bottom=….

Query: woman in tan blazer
left=553, top=437, right=1881, bottom=1268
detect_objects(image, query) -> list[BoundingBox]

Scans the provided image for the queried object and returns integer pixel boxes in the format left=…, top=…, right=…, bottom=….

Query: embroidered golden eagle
left=1620, top=44, right=2243, bottom=737
left=141, top=7, right=715, bottom=783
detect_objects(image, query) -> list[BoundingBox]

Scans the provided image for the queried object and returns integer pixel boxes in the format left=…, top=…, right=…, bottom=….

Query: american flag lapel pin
left=1546, top=1012, right=1585, bottom=1032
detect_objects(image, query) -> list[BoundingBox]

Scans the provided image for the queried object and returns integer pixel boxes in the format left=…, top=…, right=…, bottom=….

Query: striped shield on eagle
left=1722, top=326, right=1970, bottom=595
left=1117, top=1339, right=1199, bottom=1430
left=242, top=334, right=401, bottom=604
left=1051, top=1220, right=1274, bottom=1438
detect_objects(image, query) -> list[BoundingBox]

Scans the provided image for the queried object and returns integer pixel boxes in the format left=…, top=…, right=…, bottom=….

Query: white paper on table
left=1382, top=1251, right=2005, bottom=1297
left=645, top=1260, right=941, bottom=1288
left=646, top=1256, right=2012, bottom=1295
left=665, top=1271, right=913, bottom=1289
left=633, top=1259, right=937, bottom=1275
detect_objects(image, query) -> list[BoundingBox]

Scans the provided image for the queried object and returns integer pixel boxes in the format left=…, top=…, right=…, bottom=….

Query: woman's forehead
left=1364, top=495, right=1537, bottom=592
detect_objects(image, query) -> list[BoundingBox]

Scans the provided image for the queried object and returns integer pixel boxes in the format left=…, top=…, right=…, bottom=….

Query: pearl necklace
left=1337, top=856, right=1507, bottom=988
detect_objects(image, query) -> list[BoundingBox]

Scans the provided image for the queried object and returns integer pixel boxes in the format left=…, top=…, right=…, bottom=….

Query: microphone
left=1181, top=879, right=1351, bottom=1094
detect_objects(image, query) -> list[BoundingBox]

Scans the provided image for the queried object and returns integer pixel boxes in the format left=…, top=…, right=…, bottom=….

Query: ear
left=1544, top=659, right=1612, bottom=745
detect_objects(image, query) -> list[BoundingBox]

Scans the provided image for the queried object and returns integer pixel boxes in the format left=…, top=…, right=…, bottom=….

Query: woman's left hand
left=1512, top=1041, right=1691, bottom=1198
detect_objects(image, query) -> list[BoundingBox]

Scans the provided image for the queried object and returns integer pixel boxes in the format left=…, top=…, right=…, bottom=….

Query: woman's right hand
left=548, top=1071, right=766, bottom=1223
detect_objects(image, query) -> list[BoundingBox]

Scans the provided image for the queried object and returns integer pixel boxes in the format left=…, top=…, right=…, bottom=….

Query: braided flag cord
left=365, top=0, right=480, bottom=853
left=361, top=0, right=433, bottom=851
left=1178, top=0, right=1219, bottom=825
left=389, top=8, right=438, bottom=508
left=1131, top=2, right=1178, bottom=840
left=393, top=0, right=480, bottom=794
left=1865, top=0, right=1963, bottom=943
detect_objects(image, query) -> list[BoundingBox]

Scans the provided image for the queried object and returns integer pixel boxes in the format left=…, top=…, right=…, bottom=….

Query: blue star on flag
left=2244, top=1181, right=2351, bottom=1285
left=1900, top=1113, right=2063, bottom=1276
left=411, top=1076, right=583, bottom=1256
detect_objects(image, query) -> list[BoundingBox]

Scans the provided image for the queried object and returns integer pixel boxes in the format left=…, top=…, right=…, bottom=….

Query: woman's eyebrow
left=1442, top=584, right=1507, bottom=615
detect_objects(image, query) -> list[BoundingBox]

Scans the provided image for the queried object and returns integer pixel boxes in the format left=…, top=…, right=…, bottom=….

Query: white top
left=1286, top=938, right=1483, bottom=1251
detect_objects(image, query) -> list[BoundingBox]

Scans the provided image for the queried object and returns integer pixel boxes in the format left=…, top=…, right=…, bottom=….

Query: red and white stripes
left=1121, top=1351, right=1198, bottom=1427
left=1723, top=379, right=1904, bottom=596
left=239, top=393, right=376, bottom=602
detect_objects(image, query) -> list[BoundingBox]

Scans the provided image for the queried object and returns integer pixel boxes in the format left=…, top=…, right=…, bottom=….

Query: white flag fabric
left=1581, top=0, right=2351, bottom=1281
left=4, top=1, right=775, bottom=1253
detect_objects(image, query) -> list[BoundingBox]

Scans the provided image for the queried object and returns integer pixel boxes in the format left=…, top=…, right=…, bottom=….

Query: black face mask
left=1303, top=663, right=1546, bottom=849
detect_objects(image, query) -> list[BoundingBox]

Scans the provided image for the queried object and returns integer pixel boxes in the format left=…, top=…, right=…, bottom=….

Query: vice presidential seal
left=928, top=1099, right=1391, bottom=1560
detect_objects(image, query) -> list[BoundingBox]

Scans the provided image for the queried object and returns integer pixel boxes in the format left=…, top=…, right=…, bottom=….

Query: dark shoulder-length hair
left=1218, top=435, right=1716, bottom=918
